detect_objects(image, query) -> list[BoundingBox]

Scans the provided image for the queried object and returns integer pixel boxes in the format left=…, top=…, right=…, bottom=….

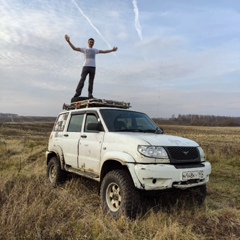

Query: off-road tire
left=100, top=169, right=141, bottom=219
left=188, top=184, right=207, bottom=204
left=47, top=156, right=66, bottom=187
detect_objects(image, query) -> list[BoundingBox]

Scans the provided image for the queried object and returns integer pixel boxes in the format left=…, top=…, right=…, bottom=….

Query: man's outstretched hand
left=112, top=47, right=118, bottom=52
left=65, top=35, right=70, bottom=42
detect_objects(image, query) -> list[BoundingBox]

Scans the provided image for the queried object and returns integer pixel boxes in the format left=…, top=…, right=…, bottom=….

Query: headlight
left=198, top=147, right=206, bottom=162
left=138, top=145, right=169, bottom=159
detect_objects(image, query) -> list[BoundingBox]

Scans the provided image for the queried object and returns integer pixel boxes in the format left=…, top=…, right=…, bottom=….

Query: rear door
left=61, top=112, right=84, bottom=168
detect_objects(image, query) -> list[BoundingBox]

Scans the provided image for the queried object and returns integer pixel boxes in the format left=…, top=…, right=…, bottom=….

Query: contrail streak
left=71, top=0, right=112, bottom=49
left=132, top=0, right=142, bottom=40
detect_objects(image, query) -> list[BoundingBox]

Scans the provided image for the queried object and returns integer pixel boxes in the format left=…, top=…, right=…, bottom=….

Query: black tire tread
left=189, top=184, right=207, bottom=204
left=47, top=156, right=66, bottom=187
left=100, top=169, right=140, bottom=219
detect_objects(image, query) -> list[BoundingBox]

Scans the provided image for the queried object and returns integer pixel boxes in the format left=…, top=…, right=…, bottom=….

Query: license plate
left=182, top=170, right=204, bottom=180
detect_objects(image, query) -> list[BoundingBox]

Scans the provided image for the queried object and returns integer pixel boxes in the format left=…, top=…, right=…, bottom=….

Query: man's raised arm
left=99, top=47, right=118, bottom=54
left=65, top=35, right=81, bottom=52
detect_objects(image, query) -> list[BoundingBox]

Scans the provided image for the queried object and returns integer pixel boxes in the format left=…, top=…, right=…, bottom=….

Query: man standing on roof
left=65, top=35, right=118, bottom=99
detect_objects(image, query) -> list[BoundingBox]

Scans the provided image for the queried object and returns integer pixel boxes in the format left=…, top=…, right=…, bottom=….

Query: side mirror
left=159, top=127, right=164, bottom=134
left=156, top=127, right=164, bottom=134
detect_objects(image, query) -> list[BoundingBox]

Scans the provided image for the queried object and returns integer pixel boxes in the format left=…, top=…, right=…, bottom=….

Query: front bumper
left=129, top=162, right=211, bottom=190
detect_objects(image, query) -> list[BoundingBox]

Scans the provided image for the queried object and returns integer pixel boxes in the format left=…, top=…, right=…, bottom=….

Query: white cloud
left=108, top=10, right=121, bottom=18
left=1, top=0, right=240, bottom=118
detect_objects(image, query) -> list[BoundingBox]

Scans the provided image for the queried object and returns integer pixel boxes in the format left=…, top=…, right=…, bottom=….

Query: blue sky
left=1, top=0, right=240, bottom=118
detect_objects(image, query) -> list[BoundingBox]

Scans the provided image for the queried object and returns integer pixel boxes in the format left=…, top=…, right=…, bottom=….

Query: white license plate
left=182, top=170, right=204, bottom=180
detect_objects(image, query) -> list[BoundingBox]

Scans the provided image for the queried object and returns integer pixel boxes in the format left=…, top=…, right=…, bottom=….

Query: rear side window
left=53, top=113, right=69, bottom=132
left=67, top=114, right=84, bottom=132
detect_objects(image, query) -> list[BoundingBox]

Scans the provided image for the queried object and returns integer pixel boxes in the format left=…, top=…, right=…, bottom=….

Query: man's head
left=88, top=38, right=95, bottom=48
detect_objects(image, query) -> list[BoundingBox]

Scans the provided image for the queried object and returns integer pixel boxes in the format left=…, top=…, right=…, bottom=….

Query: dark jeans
left=75, top=66, right=96, bottom=97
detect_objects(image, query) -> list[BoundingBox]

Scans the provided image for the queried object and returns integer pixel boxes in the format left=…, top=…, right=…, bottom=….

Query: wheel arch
left=99, top=158, right=142, bottom=194
left=100, top=151, right=136, bottom=182
left=46, top=148, right=65, bottom=169
left=100, top=159, right=128, bottom=183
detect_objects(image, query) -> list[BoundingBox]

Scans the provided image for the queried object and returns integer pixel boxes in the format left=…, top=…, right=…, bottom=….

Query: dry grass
left=0, top=123, right=240, bottom=240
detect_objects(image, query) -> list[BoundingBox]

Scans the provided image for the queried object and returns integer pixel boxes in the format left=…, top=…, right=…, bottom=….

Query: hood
left=109, top=132, right=199, bottom=147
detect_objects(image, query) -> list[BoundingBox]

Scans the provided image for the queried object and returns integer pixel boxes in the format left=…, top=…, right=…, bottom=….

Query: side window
left=53, top=113, right=69, bottom=132
left=67, top=114, right=84, bottom=132
left=84, top=114, right=98, bottom=132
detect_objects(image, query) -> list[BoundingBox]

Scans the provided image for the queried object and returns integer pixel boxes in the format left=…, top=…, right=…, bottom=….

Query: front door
left=78, top=113, right=104, bottom=174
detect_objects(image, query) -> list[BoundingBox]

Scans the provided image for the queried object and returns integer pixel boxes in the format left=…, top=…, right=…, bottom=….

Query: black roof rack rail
left=63, top=98, right=131, bottom=110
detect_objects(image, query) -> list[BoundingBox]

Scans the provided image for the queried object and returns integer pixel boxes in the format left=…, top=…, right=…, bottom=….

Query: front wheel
left=188, top=184, right=207, bottom=204
left=100, top=169, right=141, bottom=219
left=47, top=156, right=66, bottom=187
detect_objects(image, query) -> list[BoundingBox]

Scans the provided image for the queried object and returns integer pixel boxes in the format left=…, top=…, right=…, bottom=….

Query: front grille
left=164, top=147, right=200, bottom=164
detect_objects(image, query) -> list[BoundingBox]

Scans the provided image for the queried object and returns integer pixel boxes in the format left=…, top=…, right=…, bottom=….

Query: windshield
left=100, top=109, right=162, bottom=133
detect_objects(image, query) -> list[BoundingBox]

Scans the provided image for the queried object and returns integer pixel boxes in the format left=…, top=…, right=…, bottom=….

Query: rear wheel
left=100, top=169, right=141, bottom=219
left=47, top=156, right=66, bottom=187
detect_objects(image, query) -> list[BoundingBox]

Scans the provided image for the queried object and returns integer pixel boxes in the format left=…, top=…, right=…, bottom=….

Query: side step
left=65, top=166, right=100, bottom=181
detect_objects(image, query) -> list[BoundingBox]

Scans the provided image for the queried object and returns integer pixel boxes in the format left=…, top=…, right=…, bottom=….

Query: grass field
left=0, top=122, right=240, bottom=240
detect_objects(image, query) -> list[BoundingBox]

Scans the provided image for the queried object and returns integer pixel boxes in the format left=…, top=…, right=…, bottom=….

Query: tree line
left=153, top=114, right=240, bottom=126
left=0, top=113, right=18, bottom=117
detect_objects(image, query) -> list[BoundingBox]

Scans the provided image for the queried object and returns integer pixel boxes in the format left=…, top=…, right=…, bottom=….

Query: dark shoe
left=88, top=95, right=94, bottom=98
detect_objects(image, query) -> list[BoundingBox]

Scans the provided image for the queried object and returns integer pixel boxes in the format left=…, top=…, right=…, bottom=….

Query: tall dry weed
left=0, top=123, right=240, bottom=239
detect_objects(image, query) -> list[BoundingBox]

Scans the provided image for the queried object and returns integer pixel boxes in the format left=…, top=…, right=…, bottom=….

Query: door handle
left=64, top=134, right=69, bottom=137
left=81, top=135, right=87, bottom=138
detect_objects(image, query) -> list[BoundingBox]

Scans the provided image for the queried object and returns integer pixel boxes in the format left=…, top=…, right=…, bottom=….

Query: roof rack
left=63, top=98, right=131, bottom=110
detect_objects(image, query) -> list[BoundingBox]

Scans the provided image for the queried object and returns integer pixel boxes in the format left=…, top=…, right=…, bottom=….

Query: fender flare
left=101, top=151, right=143, bottom=189
left=47, top=145, right=65, bottom=169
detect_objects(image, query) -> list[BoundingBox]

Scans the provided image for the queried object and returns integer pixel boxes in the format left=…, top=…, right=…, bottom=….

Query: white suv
left=46, top=99, right=211, bottom=218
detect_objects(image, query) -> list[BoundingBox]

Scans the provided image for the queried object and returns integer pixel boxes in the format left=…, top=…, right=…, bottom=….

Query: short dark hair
left=88, top=38, right=94, bottom=42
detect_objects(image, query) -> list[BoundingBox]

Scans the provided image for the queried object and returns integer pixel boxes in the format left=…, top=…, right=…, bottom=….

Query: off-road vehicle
left=46, top=98, right=211, bottom=218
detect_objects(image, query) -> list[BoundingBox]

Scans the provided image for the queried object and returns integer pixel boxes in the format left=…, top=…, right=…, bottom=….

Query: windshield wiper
left=115, top=128, right=163, bottom=133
